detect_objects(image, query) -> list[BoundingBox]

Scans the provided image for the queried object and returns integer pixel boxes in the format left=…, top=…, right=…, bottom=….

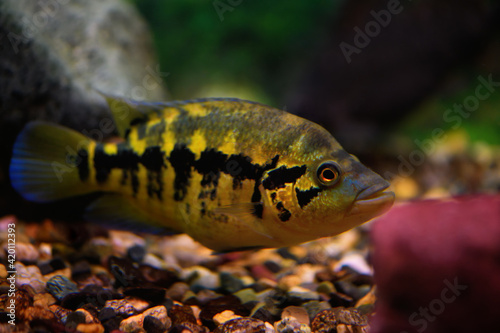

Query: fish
left=9, top=95, right=395, bottom=252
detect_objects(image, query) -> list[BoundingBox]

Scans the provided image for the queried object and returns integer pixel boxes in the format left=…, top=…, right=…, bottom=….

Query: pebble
left=76, top=308, right=99, bottom=324
left=277, top=275, right=302, bottom=290
left=274, top=317, right=311, bottom=333
left=233, top=288, right=258, bottom=304
left=15, top=242, right=39, bottom=263
left=109, top=230, right=146, bottom=257
left=169, top=304, right=198, bottom=325
left=316, top=281, right=336, bottom=295
left=119, top=313, right=144, bottom=332
left=144, top=305, right=171, bottom=328
left=213, top=310, right=242, bottom=325
left=281, top=306, right=310, bottom=326
left=287, top=287, right=319, bottom=303
left=104, top=299, right=138, bottom=316
left=0, top=264, right=6, bottom=279
left=219, top=271, right=245, bottom=293
left=75, top=323, right=105, bottom=333
left=16, top=264, right=46, bottom=293
left=334, top=252, right=372, bottom=276
left=50, top=304, right=71, bottom=323
left=214, top=317, right=267, bottom=333
left=311, top=308, right=368, bottom=333
left=46, top=275, right=79, bottom=301
left=33, top=292, right=56, bottom=308
left=167, top=282, right=191, bottom=301
left=184, top=266, right=220, bottom=292
left=144, top=315, right=168, bottom=333
left=127, top=244, right=147, bottom=263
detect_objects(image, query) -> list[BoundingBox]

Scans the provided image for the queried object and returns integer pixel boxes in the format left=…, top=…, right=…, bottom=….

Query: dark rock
left=214, top=317, right=267, bottom=333
left=143, top=315, right=167, bottom=333
left=334, top=281, right=367, bottom=301
left=219, top=272, right=245, bottom=293
left=139, top=264, right=180, bottom=288
left=37, top=262, right=54, bottom=276
left=50, top=258, right=68, bottom=271
left=263, top=260, right=281, bottom=274
left=108, top=256, right=144, bottom=288
left=169, top=304, right=197, bottom=325
left=371, top=195, right=500, bottom=333
left=98, top=307, right=116, bottom=322
left=277, top=248, right=299, bottom=261
left=251, top=305, right=276, bottom=324
left=199, top=295, right=249, bottom=330
left=170, top=322, right=208, bottom=333
left=46, top=275, right=78, bottom=301
left=124, top=287, right=166, bottom=305
left=71, top=261, right=92, bottom=281
left=328, top=292, right=354, bottom=308
left=61, top=286, right=121, bottom=310
left=66, top=311, right=86, bottom=327
left=127, top=244, right=146, bottom=263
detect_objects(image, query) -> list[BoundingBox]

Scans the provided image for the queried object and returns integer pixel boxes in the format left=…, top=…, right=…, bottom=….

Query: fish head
left=263, top=134, right=395, bottom=242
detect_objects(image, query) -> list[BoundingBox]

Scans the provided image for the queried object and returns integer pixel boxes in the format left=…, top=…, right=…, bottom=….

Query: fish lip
left=356, top=182, right=391, bottom=201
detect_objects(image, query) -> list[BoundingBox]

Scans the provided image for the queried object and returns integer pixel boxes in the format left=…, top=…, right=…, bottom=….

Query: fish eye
left=316, top=161, right=341, bottom=186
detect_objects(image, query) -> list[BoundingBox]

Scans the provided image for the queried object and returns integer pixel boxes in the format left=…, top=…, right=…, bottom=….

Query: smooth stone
left=233, top=288, right=258, bottom=304
left=213, top=310, right=241, bottom=325
left=143, top=305, right=171, bottom=328
left=119, top=313, right=144, bottom=332
left=127, top=244, right=146, bottom=263
left=281, top=306, right=310, bottom=326
left=219, top=272, right=245, bottom=293
left=144, top=315, right=167, bottom=333
left=46, top=275, right=78, bottom=301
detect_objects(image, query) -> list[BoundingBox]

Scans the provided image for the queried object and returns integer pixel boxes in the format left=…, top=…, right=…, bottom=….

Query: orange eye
left=316, top=162, right=341, bottom=186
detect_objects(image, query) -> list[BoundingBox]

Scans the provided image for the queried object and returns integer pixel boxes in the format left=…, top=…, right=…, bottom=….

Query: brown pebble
left=144, top=305, right=171, bottom=328
left=76, top=323, right=105, bottom=333
left=214, top=317, right=267, bottom=333
left=50, top=304, right=71, bottom=323
left=169, top=304, right=197, bottom=325
left=171, top=321, right=208, bottom=333
left=311, top=308, right=368, bottom=333
left=119, top=313, right=144, bottom=332
left=167, top=282, right=191, bottom=301
left=281, top=306, right=310, bottom=326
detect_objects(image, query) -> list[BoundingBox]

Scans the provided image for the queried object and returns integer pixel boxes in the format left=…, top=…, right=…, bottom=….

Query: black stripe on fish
left=169, top=144, right=195, bottom=201
left=295, top=186, right=322, bottom=209
left=94, top=143, right=165, bottom=197
left=276, top=201, right=291, bottom=222
left=262, top=165, right=307, bottom=190
left=77, top=148, right=89, bottom=181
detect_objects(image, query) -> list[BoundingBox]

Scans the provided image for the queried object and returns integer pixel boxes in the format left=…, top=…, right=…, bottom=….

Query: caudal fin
left=10, top=121, right=96, bottom=202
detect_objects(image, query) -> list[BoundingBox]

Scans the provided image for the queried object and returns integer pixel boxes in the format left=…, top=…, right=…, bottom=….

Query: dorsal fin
left=97, top=92, right=172, bottom=137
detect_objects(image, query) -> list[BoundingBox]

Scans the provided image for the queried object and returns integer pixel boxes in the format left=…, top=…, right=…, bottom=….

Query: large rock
left=0, top=0, right=168, bottom=214
left=370, top=195, right=500, bottom=333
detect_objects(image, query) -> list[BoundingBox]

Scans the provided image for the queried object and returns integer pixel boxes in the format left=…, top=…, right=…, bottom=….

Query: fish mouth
left=348, top=182, right=395, bottom=218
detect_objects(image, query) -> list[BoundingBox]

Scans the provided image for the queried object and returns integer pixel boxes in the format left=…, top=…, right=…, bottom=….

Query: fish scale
left=9, top=95, right=394, bottom=252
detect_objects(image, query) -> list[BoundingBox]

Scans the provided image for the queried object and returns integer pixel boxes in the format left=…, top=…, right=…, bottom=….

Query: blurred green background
left=130, top=0, right=500, bottom=150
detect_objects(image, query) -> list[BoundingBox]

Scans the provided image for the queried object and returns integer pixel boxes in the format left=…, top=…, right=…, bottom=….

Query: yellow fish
left=9, top=96, right=394, bottom=252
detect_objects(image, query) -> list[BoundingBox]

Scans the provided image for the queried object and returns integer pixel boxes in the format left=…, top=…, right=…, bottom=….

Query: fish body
left=10, top=96, right=394, bottom=252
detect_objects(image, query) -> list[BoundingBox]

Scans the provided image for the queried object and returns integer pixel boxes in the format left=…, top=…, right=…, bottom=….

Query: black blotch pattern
left=270, top=192, right=277, bottom=203
left=295, top=186, right=323, bottom=209
left=93, top=143, right=166, bottom=197
left=94, top=144, right=140, bottom=184
left=262, top=165, right=307, bottom=190
left=141, top=146, right=165, bottom=172
left=168, top=144, right=195, bottom=201
left=193, top=149, right=226, bottom=188
left=76, top=148, right=89, bottom=181
left=276, top=201, right=291, bottom=222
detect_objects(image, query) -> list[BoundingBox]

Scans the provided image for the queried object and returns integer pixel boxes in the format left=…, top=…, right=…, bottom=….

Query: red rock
left=371, top=195, right=500, bottom=333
